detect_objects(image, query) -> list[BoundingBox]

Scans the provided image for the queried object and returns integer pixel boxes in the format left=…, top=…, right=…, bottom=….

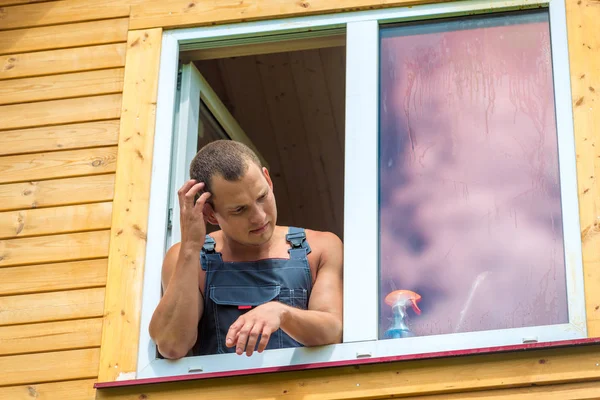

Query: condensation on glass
left=378, top=10, right=568, bottom=340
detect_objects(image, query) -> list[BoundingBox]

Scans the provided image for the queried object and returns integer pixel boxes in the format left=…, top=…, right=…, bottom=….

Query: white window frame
left=137, top=0, right=586, bottom=380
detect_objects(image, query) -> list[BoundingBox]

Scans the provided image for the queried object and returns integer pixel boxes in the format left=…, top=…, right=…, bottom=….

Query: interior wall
left=195, top=46, right=346, bottom=239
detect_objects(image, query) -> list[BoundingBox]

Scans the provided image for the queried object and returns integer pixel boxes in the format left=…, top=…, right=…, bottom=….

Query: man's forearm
left=149, top=247, right=201, bottom=358
left=279, top=304, right=342, bottom=346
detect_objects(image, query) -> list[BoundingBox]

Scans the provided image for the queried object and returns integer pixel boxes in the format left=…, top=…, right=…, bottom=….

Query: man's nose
left=249, top=206, right=266, bottom=224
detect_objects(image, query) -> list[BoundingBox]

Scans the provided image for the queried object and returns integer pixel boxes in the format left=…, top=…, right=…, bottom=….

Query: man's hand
left=178, top=179, right=212, bottom=252
left=225, top=302, right=287, bottom=356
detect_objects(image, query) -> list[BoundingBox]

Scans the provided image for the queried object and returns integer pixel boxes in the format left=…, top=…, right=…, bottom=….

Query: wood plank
left=129, top=0, right=454, bottom=30
left=0, top=18, right=128, bottom=56
left=0, top=230, right=110, bottom=268
left=0, top=287, right=105, bottom=326
left=0, top=258, right=107, bottom=296
left=0, top=318, right=102, bottom=356
left=0, top=120, right=120, bottom=156
left=0, top=379, right=97, bottom=400
left=0, top=0, right=56, bottom=7
left=0, top=0, right=142, bottom=31
left=181, top=34, right=345, bottom=62
left=0, top=43, right=126, bottom=80
left=0, top=202, right=112, bottom=239
left=0, top=68, right=124, bottom=106
left=0, top=348, right=100, bottom=386
left=0, top=174, right=115, bottom=212
left=319, top=46, right=346, bottom=154
left=566, top=0, right=600, bottom=336
left=95, top=344, right=600, bottom=399
left=0, top=146, right=117, bottom=185
left=217, top=56, right=294, bottom=227
left=98, top=28, right=162, bottom=382
left=289, top=49, right=345, bottom=237
left=0, top=94, right=122, bottom=131
left=255, top=51, right=323, bottom=230
left=406, top=381, right=600, bottom=399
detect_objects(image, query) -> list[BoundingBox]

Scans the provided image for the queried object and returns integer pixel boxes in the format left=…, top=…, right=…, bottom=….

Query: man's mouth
left=250, top=223, right=268, bottom=234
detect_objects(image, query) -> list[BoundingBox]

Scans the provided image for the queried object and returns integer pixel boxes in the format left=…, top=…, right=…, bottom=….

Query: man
left=149, top=140, right=343, bottom=358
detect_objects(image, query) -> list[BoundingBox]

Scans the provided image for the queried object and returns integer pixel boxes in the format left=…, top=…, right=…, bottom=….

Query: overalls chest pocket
left=209, top=285, right=285, bottom=353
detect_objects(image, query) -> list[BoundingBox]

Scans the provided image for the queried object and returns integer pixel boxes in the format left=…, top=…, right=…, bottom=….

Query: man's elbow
left=306, top=316, right=342, bottom=347
left=150, top=328, right=196, bottom=360
left=329, top=317, right=343, bottom=344
left=155, top=338, right=195, bottom=360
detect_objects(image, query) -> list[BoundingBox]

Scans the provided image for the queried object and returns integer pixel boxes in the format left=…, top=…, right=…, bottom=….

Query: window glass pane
left=378, top=10, right=568, bottom=340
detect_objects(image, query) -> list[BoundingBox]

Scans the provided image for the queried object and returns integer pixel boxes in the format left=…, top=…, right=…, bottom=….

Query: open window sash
left=168, top=62, right=268, bottom=246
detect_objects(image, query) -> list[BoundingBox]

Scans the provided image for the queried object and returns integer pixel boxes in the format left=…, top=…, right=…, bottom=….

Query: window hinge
left=167, top=207, right=174, bottom=230
left=176, top=67, right=183, bottom=90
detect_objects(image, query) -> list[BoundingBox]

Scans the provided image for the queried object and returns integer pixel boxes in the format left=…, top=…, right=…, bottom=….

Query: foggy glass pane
left=378, top=10, right=568, bottom=340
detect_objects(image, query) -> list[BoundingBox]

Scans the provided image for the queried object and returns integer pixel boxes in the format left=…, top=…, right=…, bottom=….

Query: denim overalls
left=192, top=227, right=313, bottom=356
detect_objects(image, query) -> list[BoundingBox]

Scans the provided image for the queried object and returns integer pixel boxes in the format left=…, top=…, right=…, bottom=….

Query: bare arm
left=148, top=243, right=202, bottom=359
left=279, top=232, right=343, bottom=345
left=225, top=232, right=343, bottom=356
left=148, top=180, right=211, bottom=359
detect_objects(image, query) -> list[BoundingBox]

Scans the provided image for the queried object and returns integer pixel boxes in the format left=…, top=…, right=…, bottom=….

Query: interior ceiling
left=195, top=45, right=346, bottom=239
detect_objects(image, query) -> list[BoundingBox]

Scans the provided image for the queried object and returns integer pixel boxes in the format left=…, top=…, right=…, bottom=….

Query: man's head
left=190, top=140, right=277, bottom=246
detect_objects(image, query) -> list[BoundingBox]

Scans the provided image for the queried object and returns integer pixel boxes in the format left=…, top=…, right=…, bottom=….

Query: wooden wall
left=196, top=46, right=346, bottom=238
left=0, top=0, right=599, bottom=399
left=0, top=1, right=126, bottom=397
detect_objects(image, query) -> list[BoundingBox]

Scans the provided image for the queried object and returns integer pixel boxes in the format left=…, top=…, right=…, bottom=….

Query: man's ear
left=262, top=167, right=273, bottom=190
left=203, top=202, right=219, bottom=225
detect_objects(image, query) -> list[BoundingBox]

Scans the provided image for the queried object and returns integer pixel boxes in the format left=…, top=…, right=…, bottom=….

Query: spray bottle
left=384, top=290, right=422, bottom=339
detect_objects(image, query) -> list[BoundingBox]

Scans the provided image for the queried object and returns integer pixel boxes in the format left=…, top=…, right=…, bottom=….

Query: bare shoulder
left=304, top=229, right=343, bottom=269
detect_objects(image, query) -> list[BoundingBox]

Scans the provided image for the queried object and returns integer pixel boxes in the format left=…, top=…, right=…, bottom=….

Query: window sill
left=95, top=337, right=600, bottom=389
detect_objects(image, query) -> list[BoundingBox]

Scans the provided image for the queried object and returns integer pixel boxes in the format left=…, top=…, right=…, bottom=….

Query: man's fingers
left=235, top=321, right=254, bottom=356
left=177, top=180, right=197, bottom=205
left=194, top=190, right=212, bottom=213
left=183, top=182, right=205, bottom=208
left=245, top=323, right=264, bottom=357
left=256, top=325, right=272, bottom=353
left=225, top=319, right=243, bottom=348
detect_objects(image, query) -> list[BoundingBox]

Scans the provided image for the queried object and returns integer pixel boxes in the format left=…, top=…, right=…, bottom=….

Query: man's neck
left=219, top=228, right=280, bottom=261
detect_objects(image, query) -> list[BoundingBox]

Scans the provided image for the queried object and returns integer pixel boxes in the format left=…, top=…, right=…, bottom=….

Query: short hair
left=189, top=140, right=262, bottom=197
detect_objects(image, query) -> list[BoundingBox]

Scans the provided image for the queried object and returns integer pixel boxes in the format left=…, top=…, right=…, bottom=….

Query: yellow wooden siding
left=129, top=0, right=454, bottom=30
left=0, top=18, right=129, bottom=55
left=0, top=120, right=120, bottom=156
left=0, top=230, right=110, bottom=267
left=0, top=318, right=103, bottom=356
left=0, top=0, right=58, bottom=7
left=0, top=202, right=113, bottom=239
left=0, top=44, right=126, bottom=80
left=0, top=287, right=106, bottom=326
left=0, top=68, right=125, bottom=106
left=0, top=174, right=115, bottom=212
left=0, top=2, right=128, bottom=394
left=568, top=0, right=600, bottom=338
left=0, top=147, right=118, bottom=184
left=0, top=0, right=134, bottom=30
left=98, top=27, right=162, bottom=383
left=0, top=379, right=97, bottom=400
left=0, top=259, right=108, bottom=296
left=0, top=348, right=100, bottom=386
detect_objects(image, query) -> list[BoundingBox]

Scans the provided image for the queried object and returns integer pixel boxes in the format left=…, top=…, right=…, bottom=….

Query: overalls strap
left=286, top=226, right=312, bottom=259
left=200, top=234, right=222, bottom=270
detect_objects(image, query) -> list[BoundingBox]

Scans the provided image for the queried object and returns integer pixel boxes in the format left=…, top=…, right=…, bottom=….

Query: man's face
left=206, top=162, right=277, bottom=246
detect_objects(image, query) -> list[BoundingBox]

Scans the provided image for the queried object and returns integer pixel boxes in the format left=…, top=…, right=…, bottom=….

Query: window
left=138, top=0, right=586, bottom=380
